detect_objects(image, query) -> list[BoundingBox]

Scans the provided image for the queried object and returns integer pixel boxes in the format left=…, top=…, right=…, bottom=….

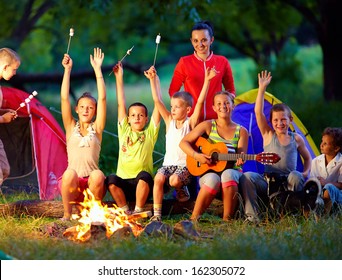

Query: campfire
left=63, top=189, right=151, bottom=242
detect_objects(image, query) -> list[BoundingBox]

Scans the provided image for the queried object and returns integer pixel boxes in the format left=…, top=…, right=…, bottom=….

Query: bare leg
left=169, top=173, right=182, bottom=189
left=61, top=169, right=79, bottom=219
left=108, top=184, right=127, bottom=208
left=323, top=189, right=332, bottom=215
left=222, top=185, right=238, bottom=220
left=153, top=173, right=166, bottom=205
left=88, top=169, right=106, bottom=200
left=136, top=179, right=150, bottom=208
left=190, top=187, right=215, bottom=221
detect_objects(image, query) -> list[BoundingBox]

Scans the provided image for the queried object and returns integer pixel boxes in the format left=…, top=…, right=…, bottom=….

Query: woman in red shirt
left=169, top=20, right=235, bottom=121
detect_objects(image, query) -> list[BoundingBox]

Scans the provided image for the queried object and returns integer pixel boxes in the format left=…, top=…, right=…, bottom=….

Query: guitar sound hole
left=211, top=152, right=218, bottom=163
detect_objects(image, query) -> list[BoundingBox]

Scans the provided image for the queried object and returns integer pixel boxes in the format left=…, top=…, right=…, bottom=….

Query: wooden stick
left=127, top=210, right=152, bottom=221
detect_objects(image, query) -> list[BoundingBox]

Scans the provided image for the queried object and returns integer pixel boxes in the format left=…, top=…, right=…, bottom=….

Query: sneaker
left=150, top=215, right=162, bottom=222
left=176, top=186, right=190, bottom=202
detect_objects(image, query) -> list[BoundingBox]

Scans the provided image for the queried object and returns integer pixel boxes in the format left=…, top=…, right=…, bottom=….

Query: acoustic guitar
left=187, top=137, right=281, bottom=176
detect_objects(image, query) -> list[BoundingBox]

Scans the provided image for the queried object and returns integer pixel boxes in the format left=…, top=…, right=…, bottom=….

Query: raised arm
left=190, top=67, right=217, bottom=129
left=60, top=54, right=75, bottom=137
left=144, top=68, right=161, bottom=127
left=90, top=48, right=106, bottom=135
left=113, top=62, right=126, bottom=123
left=255, top=70, right=272, bottom=137
left=144, top=66, right=171, bottom=127
left=151, top=76, right=161, bottom=127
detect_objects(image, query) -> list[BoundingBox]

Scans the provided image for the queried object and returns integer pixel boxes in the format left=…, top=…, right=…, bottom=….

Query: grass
left=0, top=190, right=341, bottom=260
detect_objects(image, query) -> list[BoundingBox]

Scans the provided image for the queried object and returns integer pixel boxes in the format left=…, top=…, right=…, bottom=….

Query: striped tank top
left=208, top=120, right=241, bottom=170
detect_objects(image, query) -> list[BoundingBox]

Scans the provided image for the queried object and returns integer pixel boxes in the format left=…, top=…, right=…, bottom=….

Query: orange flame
left=64, top=189, right=144, bottom=242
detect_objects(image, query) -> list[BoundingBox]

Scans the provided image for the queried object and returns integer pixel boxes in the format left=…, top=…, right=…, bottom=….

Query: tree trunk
left=320, top=0, right=341, bottom=101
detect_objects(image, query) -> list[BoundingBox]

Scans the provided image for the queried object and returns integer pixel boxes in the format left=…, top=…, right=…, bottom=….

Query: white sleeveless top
left=162, top=118, right=190, bottom=167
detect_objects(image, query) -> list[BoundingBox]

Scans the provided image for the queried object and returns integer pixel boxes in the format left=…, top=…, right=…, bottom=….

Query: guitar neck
left=218, top=153, right=256, bottom=161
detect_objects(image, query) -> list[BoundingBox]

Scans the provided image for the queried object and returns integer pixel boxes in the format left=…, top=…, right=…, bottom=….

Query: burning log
left=59, top=190, right=152, bottom=242
left=36, top=189, right=215, bottom=242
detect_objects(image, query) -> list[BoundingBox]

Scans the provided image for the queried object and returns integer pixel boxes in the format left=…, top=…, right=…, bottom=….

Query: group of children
left=1, top=46, right=341, bottom=225
left=57, top=48, right=341, bottom=223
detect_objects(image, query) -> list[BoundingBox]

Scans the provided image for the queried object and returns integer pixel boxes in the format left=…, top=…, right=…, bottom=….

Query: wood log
left=0, top=199, right=224, bottom=219
left=0, top=199, right=197, bottom=218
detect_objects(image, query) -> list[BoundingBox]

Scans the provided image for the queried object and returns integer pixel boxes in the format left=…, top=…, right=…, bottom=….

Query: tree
left=282, top=0, right=341, bottom=100
left=0, top=0, right=340, bottom=101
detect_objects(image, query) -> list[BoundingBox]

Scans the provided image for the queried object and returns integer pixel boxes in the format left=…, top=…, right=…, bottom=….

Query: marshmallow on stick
left=120, top=45, right=134, bottom=62
left=108, top=46, right=135, bottom=76
left=153, top=33, right=161, bottom=66
left=66, top=27, right=74, bottom=54
left=15, top=91, right=38, bottom=112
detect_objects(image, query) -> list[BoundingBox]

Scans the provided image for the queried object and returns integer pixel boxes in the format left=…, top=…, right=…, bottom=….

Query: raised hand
left=206, top=66, right=218, bottom=81
left=144, top=66, right=157, bottom=80
left=258, top=70, right=272, bottom=88
left=113, top=61, right=123, bottom=78
left=90, top=47, right=104, bottom=70
left=62, top=54, right=73, bottom=70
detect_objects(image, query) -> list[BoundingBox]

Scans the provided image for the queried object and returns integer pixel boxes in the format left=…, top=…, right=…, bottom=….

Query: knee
left=61, top=169, right=78, bottom=191
left=62, top=169, right=78, bottom=182
left=200, top=181, right=220, bottom=195
left=221, top=169, right=241, bottom=183
left=89, top=170, right=105, bottom=186
left=241, top=171, right=254, bottom=181
left=137, top=171, right=153, bottom=188
left=169, top=174, right=181, bottom=187
left=288, top=171, right=304, bottom=191
left=108, top=183, right=118, bottom=192
left=138, top=179, right=150, bottom=189
left=154, top=173, right=165, bottom=186
left=323, top=189, right=330, bottom=200
left=288, top=170, right=303, bottom=183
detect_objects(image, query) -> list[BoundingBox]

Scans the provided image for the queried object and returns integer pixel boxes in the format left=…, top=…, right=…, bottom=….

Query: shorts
left=106, top=171, right=153, bottom=202
left=157, top=165, right=192, bottom=192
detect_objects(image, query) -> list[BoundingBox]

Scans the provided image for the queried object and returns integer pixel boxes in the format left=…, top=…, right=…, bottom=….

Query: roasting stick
left=120, top=45, right=134, bottom=63
left=153, top=33, right=161, bottom=66
left=66, top=27, right=74, bottom=54
left=15, top=91, right=38, bottom=112
left=108, top=45, right=135, bottom=76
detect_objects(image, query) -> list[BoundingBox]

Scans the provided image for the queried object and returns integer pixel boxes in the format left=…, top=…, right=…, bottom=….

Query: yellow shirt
left=116, top=117, right=159, bottom=178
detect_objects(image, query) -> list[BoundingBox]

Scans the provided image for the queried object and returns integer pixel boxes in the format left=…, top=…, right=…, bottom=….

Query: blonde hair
left=172, top=91, right=193, bottom=107
left=0, top=48, right=21, bottom=65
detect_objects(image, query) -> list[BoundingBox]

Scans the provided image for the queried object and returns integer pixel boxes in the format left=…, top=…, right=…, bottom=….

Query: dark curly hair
left=322, top=127, right=342, bottom=151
